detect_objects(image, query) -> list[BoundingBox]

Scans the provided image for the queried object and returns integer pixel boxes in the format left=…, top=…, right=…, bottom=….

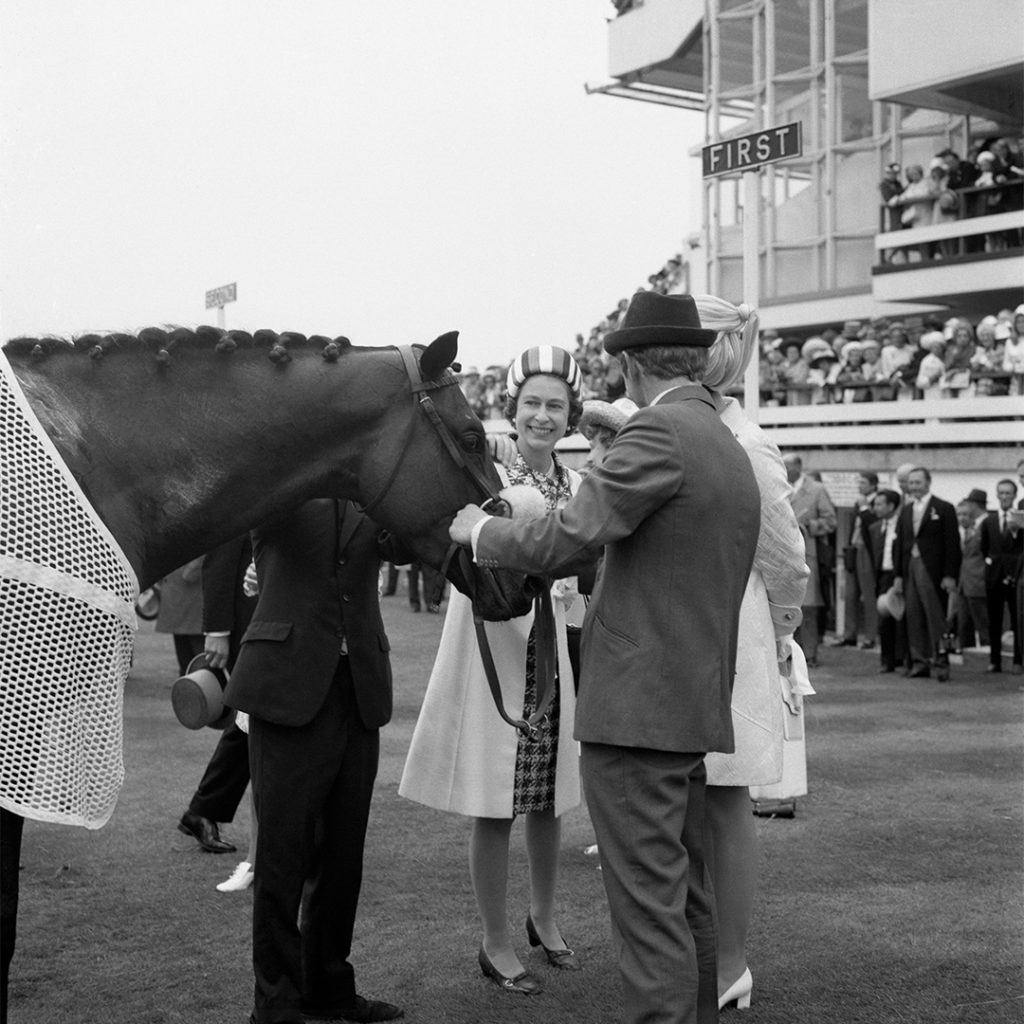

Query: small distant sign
left=702, top=122, right=802, bottom=177
left=205, top=282, right=237, bottom=309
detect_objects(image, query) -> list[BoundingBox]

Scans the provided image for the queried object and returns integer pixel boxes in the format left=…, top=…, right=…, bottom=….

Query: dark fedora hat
left=964, top=488, right=987, bottom=508
left=604, top=292, right=717, bottom=355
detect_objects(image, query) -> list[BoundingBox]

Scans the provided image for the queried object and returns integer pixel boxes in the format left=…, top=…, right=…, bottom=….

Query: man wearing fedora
left=225, top=500, right=407, bottom=1024
left=451, top=291, right=761, bottom=1024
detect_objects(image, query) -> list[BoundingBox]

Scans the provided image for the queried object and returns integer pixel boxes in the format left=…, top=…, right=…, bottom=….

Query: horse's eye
left=462, top=432, right=482, bottom=452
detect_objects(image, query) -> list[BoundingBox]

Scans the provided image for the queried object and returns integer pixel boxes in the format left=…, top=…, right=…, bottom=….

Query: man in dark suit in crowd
left=225, top=500, right=405, bottom=1024
left=452, top=291, right=761, bottom=1024
left=870, top=488, right=902, bottom=672
left=833, top=470, right=879, bottom=649
left=892, top=467, right=961, bottom=680
left=949, top=491, right=990, bottom=651
left=178, top=535, right=257, bottom=853
left=980, top=478, right=1024, bottom=673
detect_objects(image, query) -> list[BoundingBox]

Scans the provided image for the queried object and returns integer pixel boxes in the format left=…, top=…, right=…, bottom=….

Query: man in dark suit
left=869, top=489, right=902, bottom=672
left=979, top=479, right=1024, bottom=673
left=892, top=467, right=961, bottom=680
left=225, top=501, right=405, bottom=1024
left=452, top=292, right=760, bottom=1024
left=833, top=471, right=878, bottom=648
left=178, top=535, right=257, bottom=853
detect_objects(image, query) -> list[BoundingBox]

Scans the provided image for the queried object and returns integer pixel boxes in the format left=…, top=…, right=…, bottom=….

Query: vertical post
left=217, top=305, right=226, bottom=330
left=742, top=169, right=760, bottom=423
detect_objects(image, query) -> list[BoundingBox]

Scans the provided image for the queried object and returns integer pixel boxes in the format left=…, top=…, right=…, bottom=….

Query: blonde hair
left=694, top=295, right=761, bottom=392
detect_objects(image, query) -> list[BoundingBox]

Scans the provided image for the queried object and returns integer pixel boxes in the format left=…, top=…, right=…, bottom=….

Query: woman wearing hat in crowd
left=692, top=294, right=812, bottom=1011
left=916, top=331, right=947, bottom=399
left=400, top=346, right=586, bottom=996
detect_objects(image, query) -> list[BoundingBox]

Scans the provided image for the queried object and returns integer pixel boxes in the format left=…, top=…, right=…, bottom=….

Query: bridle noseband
left=359, top=345, right=559, bottom=739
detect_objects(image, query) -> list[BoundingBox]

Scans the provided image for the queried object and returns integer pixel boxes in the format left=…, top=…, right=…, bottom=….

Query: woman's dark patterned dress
left=507, top=452, right=571, bottom=815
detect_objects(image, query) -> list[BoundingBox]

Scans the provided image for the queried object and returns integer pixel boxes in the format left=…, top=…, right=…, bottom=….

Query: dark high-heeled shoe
left=525, top=915, right=581, bottom=971
left=478, top=946, right=544, bottom=995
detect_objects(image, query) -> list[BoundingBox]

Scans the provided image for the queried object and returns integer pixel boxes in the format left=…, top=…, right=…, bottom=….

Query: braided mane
left=2, top=327, right=356, bottom=365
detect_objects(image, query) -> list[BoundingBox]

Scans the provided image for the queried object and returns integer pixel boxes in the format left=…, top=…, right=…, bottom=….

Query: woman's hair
left=694, top=295, right=761, bottom=392
left=583, top=424, right=618, bottom=449
left=622, top=344, right=710, bottom=382
left=503, top=375, right=583, bottom=432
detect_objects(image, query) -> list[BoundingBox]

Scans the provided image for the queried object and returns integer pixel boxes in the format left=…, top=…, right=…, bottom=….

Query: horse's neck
left=16, top=349, right=390, bottom=586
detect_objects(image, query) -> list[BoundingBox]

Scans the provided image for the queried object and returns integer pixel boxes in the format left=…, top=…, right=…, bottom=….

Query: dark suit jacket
left=201, top=535, right=257, bottom=667
left=979, top=509, right=1024, bottom=587
left=893, top=494, right=961, bottom=590
left=868, top=517, right=893, bottom=578
left=849, top=499, right=878, bottom=562
left=225, top=500, right=397, bottom=729
left=476, top=384, right=760, bottom=755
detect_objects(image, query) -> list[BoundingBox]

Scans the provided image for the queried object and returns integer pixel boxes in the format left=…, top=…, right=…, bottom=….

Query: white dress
left=399, top=460, right=581, bottom=819
left=704, top=397, right=810, bottom=788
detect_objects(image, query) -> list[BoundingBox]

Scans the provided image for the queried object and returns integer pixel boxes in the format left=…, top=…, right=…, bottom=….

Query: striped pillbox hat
left=505, top=346, right=583, bottom=399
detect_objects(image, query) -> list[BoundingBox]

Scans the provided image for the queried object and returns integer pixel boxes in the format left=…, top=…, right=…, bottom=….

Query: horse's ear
left=420, top=331, right=459, bottom=380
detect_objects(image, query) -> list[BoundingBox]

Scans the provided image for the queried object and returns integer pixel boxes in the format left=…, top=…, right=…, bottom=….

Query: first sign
left=702, top=122, right=802, bottom=178
left=205, top=282, right=237, bottom=309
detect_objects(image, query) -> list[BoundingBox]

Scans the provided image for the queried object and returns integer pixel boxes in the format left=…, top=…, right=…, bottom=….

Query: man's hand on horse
left=450, top=504, right=488, bottom=546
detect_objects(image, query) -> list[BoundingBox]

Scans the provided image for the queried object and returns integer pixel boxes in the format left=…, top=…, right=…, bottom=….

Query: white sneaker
left=216, top=861, right=254, bottom=892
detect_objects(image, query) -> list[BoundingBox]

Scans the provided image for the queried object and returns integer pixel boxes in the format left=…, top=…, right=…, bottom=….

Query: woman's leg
left=470, top=817, right=522, bottom=975
left=524, top=809, right=568, bottom=948
left=705, top=784, right=758, bottom=993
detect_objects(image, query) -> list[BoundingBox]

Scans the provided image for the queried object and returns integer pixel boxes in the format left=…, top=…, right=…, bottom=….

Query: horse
left=0, top=324, right=534, bottom=1014
left=2, top=326, right=519, bottom=599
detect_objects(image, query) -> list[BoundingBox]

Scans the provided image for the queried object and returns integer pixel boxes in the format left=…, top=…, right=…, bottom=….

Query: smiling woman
left=399, top=344, right=590, bottom=997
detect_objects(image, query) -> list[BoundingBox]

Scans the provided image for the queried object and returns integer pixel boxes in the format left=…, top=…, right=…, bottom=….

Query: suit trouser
left=188, top=721, right=251, bottom=822
left=842, top=546, right=878, bottom=641
left=581, top=743, right=716, bottom=1024
left=1, top=807, right=25, bottom=1024
left=905, top=557, right=948, bottom=671
left=248, top=659, right=379, bottom=1024
left=875, top=570, right=898, bottom=669
left=986, top=579, right=1022, bottom=667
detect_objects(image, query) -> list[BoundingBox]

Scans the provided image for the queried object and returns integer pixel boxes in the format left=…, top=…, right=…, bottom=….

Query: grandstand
left=560, top=0, right=1024, bottom=500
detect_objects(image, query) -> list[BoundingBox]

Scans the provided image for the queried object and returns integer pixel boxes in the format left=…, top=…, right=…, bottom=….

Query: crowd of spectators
left=758, top=307, right=1024, bottom=406
left=459, top=297, right=1024, bottom=419
left=879, top=135, right=1023, bottom=262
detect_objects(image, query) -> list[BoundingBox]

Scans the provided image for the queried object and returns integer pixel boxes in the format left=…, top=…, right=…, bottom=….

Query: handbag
left=565, top=624, right=582, bottom=693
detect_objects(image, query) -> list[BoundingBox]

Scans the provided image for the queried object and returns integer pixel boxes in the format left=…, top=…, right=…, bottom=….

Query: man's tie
left=1003, top=511, right=1010, bottom=537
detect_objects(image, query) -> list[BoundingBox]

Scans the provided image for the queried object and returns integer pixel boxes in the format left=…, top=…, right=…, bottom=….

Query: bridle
left=359, top=345, right=559, bottom=739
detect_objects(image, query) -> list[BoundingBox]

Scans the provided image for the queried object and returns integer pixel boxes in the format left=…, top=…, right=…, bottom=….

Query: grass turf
left=7, top=600, right=1023, bottom=1023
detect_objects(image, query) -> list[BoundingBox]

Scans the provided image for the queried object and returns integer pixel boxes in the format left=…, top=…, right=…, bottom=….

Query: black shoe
left=304, top=995, right=404, bottom=1022
left=478, top=947, right=543, bottom=994
left=986, top=665, right=1002, bottom=674
left=879, top=664, right=896, bottom=673
left=427, top=603, right=441, bottom=614
left=907, top=667, right=931, bottom=678
left=409, top=603, right=421, bottom=613
left=178, top=811, right=235, bottom=854
left=526, top=914, right=581, bottom=970
left=859, top=640, right=876, bottom=650
left=828, top=638, right=857, bottom=647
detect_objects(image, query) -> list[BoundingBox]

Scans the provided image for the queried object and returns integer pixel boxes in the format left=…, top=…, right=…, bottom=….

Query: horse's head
left=361, top=332, right=538, bottom=621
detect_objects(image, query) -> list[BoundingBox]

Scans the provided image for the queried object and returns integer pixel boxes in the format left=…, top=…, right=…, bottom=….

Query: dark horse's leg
left=1, top=807, right=25, bottom=1024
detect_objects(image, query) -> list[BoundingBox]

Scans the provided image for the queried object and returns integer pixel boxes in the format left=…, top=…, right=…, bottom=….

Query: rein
left=366, top=345, right=559, bottom=739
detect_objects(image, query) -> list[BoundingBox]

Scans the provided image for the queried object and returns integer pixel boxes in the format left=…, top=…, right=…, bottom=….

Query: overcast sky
left=1, top=1, right=705, bottom=372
